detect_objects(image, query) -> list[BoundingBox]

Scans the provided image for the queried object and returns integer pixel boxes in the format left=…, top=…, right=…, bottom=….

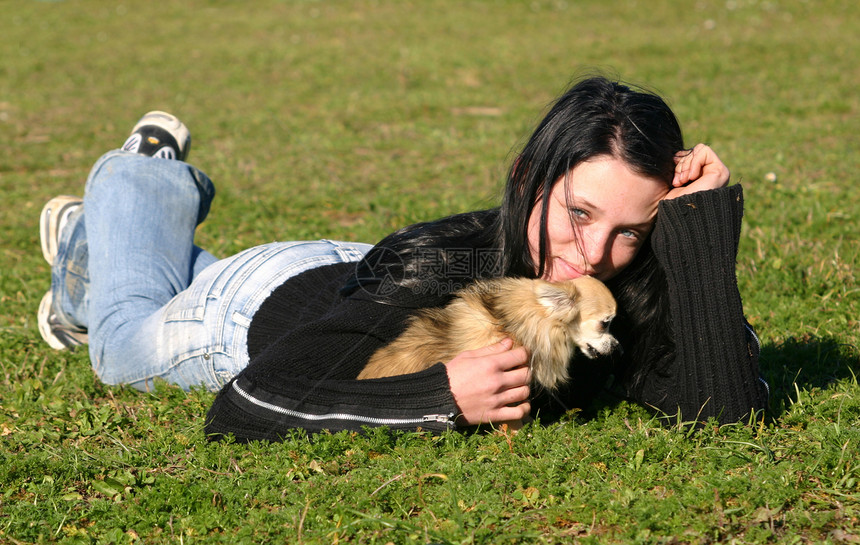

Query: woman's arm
left=204, top=298, right=461, bottom=441
left=636, top=183, right=768, bottom=423
left=205, top=278, right=531, bottom=442
left=206, top=365, right=460, bottom=441
left=206, top=339, right=533, bottom=442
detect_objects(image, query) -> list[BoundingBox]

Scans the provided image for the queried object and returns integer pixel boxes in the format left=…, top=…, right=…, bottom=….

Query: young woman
left=38, top=76, right=768, bottom=442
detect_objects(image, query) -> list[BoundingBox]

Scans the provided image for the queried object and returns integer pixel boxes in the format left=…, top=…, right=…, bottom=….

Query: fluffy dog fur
left=358, top=276, right=619, bottom=390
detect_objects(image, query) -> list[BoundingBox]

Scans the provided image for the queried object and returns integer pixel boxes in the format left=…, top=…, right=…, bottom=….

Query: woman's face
left=527, top=156, right=670, bottom=282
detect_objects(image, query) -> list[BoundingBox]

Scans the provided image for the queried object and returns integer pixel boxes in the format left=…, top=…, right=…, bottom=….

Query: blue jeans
left=52, top=151, right=372, bottom=392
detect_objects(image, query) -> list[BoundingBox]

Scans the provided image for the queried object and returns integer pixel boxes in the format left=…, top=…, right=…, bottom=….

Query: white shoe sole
left=39, top=195, right=82, bottom=265
left=38, top=292, right=73, bottom=350
left=37, top=292, right=88, bottom=351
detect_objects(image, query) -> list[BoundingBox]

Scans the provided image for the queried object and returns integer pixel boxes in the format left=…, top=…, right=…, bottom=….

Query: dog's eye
left=600, top=319, right=612, bottom=331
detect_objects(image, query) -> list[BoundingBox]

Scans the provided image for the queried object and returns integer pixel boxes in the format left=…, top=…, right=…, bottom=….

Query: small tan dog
left=358, top=276, right=619, bottom=391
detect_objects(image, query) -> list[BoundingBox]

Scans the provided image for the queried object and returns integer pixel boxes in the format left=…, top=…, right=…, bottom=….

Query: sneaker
left=120, top=111, right=191, bottom=161
left=38, top=292, right=88, bottom=351
left=39, top=195, right=82, bottom=265
left=39, top=196, right=88, bottom=350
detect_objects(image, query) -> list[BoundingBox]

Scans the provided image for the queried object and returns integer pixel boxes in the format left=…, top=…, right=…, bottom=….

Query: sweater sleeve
left=205, top=364, right=458, bottom=441
left=634, top=184, right=768, bottom=423
left=205, top=291, right=460, bottom=442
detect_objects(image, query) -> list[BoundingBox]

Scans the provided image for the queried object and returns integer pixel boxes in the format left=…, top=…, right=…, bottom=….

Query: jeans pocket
left=162, top=346, right=226, bottom=392
left=162, top=278, right=210, bottom=323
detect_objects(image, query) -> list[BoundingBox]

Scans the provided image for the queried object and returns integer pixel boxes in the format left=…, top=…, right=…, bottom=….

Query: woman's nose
left=582, top=228, right=611, bottom=269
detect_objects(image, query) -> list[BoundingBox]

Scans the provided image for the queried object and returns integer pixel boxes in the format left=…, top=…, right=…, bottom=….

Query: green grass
left=1, top=0, right=859, bottom=542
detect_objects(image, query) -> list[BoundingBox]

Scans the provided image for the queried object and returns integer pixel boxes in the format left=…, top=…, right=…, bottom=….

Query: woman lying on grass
left=37, top=75, right=768, bottom=442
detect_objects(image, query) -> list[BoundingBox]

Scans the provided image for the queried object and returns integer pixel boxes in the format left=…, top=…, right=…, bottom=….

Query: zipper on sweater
left=231, top=382, right=456, bottom=429
left=423, top=413, right=456, bottom=425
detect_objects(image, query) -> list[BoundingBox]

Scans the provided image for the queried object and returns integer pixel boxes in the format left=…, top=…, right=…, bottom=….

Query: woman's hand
left=445, top=338, right=531, bottom=425
left=666, top=143, right=730, bottom=200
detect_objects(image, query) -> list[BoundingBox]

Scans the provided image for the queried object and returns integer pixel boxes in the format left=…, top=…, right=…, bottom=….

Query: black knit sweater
left=205, top=185, right=768, bottom=442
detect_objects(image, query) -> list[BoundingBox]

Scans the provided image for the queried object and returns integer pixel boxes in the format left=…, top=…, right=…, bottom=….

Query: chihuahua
left=358, top=276, right=619, bottom=391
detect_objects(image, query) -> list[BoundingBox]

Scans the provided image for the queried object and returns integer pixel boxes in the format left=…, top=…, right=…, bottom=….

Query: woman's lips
left=551, top=257, right=586, bottom=281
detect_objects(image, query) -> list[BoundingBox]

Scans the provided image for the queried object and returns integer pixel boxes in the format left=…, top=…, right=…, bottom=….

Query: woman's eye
left=569, top=208, right=587, bottom=218
left=619, top=229, right=638, bottom=239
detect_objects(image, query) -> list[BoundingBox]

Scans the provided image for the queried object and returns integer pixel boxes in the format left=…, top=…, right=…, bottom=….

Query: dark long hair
left=498, top=76, right=684, bottom=392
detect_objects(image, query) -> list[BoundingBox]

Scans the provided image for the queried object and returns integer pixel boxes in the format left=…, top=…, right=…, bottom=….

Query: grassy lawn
left=2, top=0, right=859, bottom=542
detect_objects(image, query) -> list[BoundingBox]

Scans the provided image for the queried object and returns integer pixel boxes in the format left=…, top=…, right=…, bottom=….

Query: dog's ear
left=536, top=282, right=578, bottom=318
